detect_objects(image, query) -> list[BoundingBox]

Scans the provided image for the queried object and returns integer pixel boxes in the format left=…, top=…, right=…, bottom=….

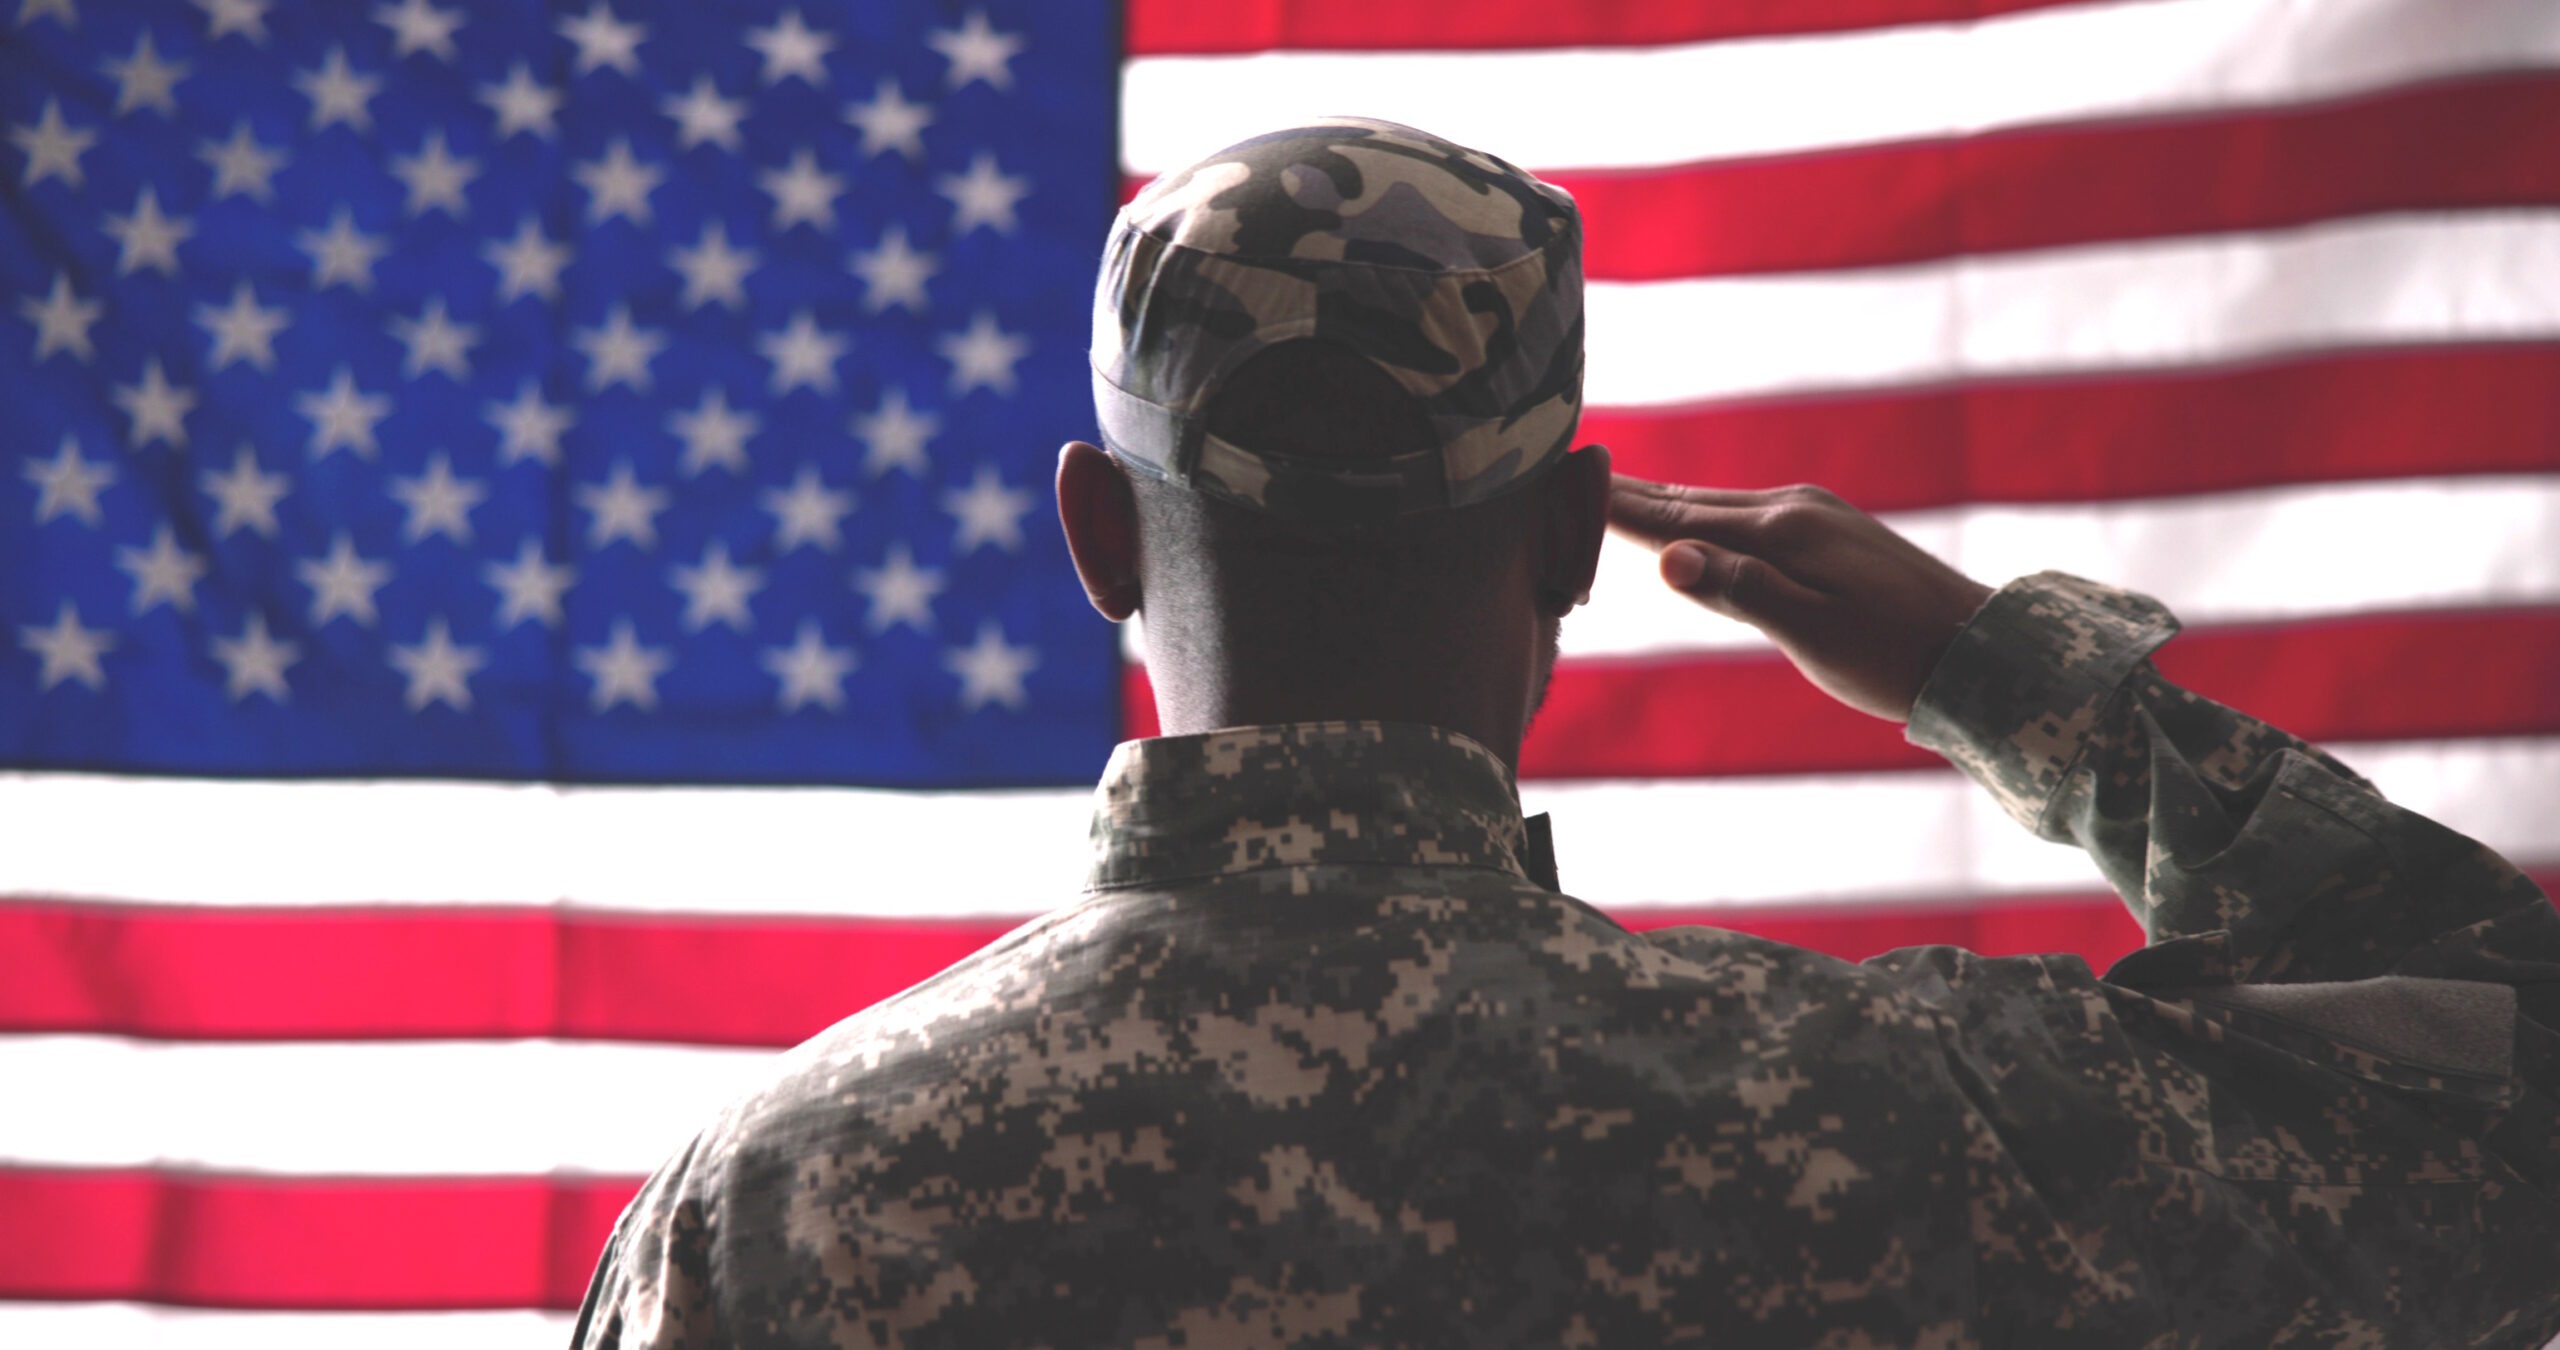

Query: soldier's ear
left=1535, top=443, right=1611, bottom=616
left=1057, top=441, right=1142, bottom=621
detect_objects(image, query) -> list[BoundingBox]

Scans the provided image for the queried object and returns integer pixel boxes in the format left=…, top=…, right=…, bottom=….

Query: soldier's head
left=1057, top=118, right=1609, bottom=769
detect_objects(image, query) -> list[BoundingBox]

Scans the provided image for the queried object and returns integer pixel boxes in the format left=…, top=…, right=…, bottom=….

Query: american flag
left=3, top=0, right=2555, bottom=1343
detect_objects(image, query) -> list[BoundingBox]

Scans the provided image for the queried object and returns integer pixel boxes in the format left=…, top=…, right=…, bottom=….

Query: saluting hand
left=1604, top=477, right=1995, bottom=723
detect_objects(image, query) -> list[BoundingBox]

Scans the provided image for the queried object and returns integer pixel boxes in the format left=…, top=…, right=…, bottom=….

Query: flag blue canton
left=0, top=0, right=1120, bottom=786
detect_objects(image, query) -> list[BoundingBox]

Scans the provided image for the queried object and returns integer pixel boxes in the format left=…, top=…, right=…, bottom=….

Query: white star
left=24, top=435, right=116, bottom=526
left=211, top=611, right=298, bottom=702
left=745, top=8, right=833, bottom=86
left=389, top=452, right=486, bottom=543
left=103, top=185, right=192, bottom=275
left=103, top=31, right=189, bottom=116
left=485, top=379, right=572, bottom=465
left=484, top=215, right=570, bottom=302
left=668, top=220, right=756, bottom=310
left=114, top=525, right=206, bottom=614
left=374, top=0, right=461, bottom=61
left=11, top=99, right=95, bottom=188
left=19, top=601, right=114, bottom=691
left=853, top=386, right=937, bottom=477
left=759, top=148, right=842, bottom=232
left=844, top=78, right=931, bottom=161
left=197, top=120, right=286, bottom=201
left=945, top=620, right=1036, bottom=711
left=943, top=463, right=1033, bottom=553
left=389, top=615, right=484, bottom=711
left=557, top=2, right=644, bottom=76
left=388, top=297, right=476, bottom=380
left=390, top=130, right=477, bottom=217
left=20, top=272, right=101, bottom=363
left=296, top=533, right=391, bottom=626
left=577, top=461, right=668, bottom=549
left=295, top=46, right=381, bottom=132
left=18, top=0, right=76, bottom=27
left=299, top=207, right=387, bottom=291
left=113, top=357, right=196, bottom=449
left=761, top=464, right=851, bottom=551
left=574, top=137, right=662, bottom=225
left=200, top=445, right=288, bottom=537
left=927, top=11, right=1023, bottom=91
left=483, top=539, right=574, bottom=628
left=938, top=310, right=1029, bottom=397
left=850, top=224, right=936, bottom=314
left=669, top=540, right=763, bottom=632
left=758, top=310, right=845, bottom=395
left=575, top=619, right=669, bottom=712
left=478, top=64, right=560, bottom=140
left=572, top=304, right=665, bottom=392
left=196, top=280, right=289, bottom=371
left=194, top=0, right=271, bottom=43
left=936, top=151, right=1028, bottom=234
left=763, top=619, right=855, bottom=712
left=663, top=75, right=745, bottom=152
left=296, top=366, right=391, bottom=460
left=669, top=386, right=758, bottom=475
left=853, top=543, right=943, bottom=633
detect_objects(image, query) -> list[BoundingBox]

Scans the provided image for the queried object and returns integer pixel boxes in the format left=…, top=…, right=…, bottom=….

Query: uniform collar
left=1084, top=720, right=1557, bottom=892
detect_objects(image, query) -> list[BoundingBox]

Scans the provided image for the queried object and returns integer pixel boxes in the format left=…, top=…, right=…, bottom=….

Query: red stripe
left=1588, top=343, right=2560, bottom=513
left=1126, top=0, right=2093, bottom=55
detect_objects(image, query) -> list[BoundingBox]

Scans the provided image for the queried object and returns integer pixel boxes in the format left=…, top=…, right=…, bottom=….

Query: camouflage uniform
left=573, top=572, right=2560, bottom=1347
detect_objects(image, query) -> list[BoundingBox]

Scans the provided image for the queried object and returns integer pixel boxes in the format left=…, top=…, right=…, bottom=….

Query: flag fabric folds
left=4, top=0, right=2558, bottom=1344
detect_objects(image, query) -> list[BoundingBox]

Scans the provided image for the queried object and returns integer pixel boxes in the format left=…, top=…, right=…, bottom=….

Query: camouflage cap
left=1091, top=117, right=1585, bottom=526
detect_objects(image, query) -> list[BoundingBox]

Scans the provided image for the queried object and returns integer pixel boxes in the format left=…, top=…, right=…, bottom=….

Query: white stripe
left=0, top=1305, right=573, bottom=1350
left=1120, top=0, right=2560, bottom=175
left=2, top=737, right=2550, bottom=918
left=1584, top=212, right=2560, bottom=407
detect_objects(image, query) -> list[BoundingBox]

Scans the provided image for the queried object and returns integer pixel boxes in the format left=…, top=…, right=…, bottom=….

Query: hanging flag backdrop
left=4, top=0, right=2558, bottom=1343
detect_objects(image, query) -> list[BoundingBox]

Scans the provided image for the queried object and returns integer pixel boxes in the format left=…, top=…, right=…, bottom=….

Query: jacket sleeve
left=569, top=1132, right=722, bottom=1350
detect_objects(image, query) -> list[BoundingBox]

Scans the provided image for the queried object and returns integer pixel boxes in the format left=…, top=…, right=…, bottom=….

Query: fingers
left=1657, top=538, right=1826, bottom=628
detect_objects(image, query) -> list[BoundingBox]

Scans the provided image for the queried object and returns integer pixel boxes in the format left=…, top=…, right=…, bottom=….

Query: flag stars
left=104, top=31, right=189, bottom=116
left=946, top=621, right=1036, bottom=712
left=114, top=358, right=196, bottom=450
left=853, top=386, right=937, bottom=477
left=20, top=602, right=115, bottom=692
left=297, top=533, right=392, bottom=625
left=295, top=46, right=382, bottom=132
left=760, top=148, right=844, bottom=232
left=211, top=613, right=298, bottom=702
left=944, top=464, right=1033, bottom=553
left=764, top=621, right=855, bottom=712
left=670, top=541, right=763, bottom=632
left=389, top=297, right=477, bottom=380
left=21, top=273, right=102, bottom=363
left=845, top=79, right=931, bottom=161
left=670, top=386, right=758, bottom=475
left=664, top=75, right=746, bottom=153
left=485, top=216, right=570, bottom=302
left=198, top=121, right=287, bottom=201
left=558, top=2, right=645, bottom=77
left=578, top=461, right=669, bottom=549
left=103, top=186, right=193, bottom=276
left=761, top=465, right=852, bottom=551
left=576, top=620, right=670, bottom=712
left=928, top=11, right=1024, bottom=91
left=746, top=8, right=833, bottom=86
left=197, top=281, right=289, bottom=371
left=391, top=131, right=478, bottom=217
left=300, top=208, right=388, bottom=291
left=374, top=0, right=462, bottom=61
left=758, top=311, right=846, bottom=395
left=939, top=311, right=1029, bottom=397
left=483, top=540, right=574, bottom=628
left=390, top=452, right=486, bottom=543
left=573, top=304, right=666, bottom=392
left=854, top=543, right=942, bottom=633
left=479, top=65, right=560, bottom=140
left=852, top=225, right=935, bottom=314
left=11, top=99, right=96, bottom=187
left=669, top=221, right=757, bottom=310
left=201, top=446, right=288, bottom=537
left=24, top=435, right=116, bottom=525
left=296, top=367, right=391, bottom=460
left=195, top=0, right=272, bottom=43
left=390, top=616, right=485, bottom=711
left=575, top=137, right=663, bottom=225
left=486, top=379, right=572, bottom=465
left=115, top=526, right=206, bottom=614
left=937, top=152, right=1028, bottom=234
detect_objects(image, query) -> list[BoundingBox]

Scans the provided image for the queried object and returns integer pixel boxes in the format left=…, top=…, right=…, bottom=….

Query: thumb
left=1659, top=540, right=1821, bottom=627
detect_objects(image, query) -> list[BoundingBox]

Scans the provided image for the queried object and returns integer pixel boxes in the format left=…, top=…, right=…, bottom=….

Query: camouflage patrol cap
left=1091, top=117, right=1585, bottom=526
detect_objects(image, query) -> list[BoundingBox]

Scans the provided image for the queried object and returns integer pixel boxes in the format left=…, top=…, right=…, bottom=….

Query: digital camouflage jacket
left=575, top=572, right=2560, bottom=1348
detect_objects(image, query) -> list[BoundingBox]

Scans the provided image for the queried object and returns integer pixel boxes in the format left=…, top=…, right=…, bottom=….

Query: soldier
left=576, top=119, right=2560, bottom=1347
